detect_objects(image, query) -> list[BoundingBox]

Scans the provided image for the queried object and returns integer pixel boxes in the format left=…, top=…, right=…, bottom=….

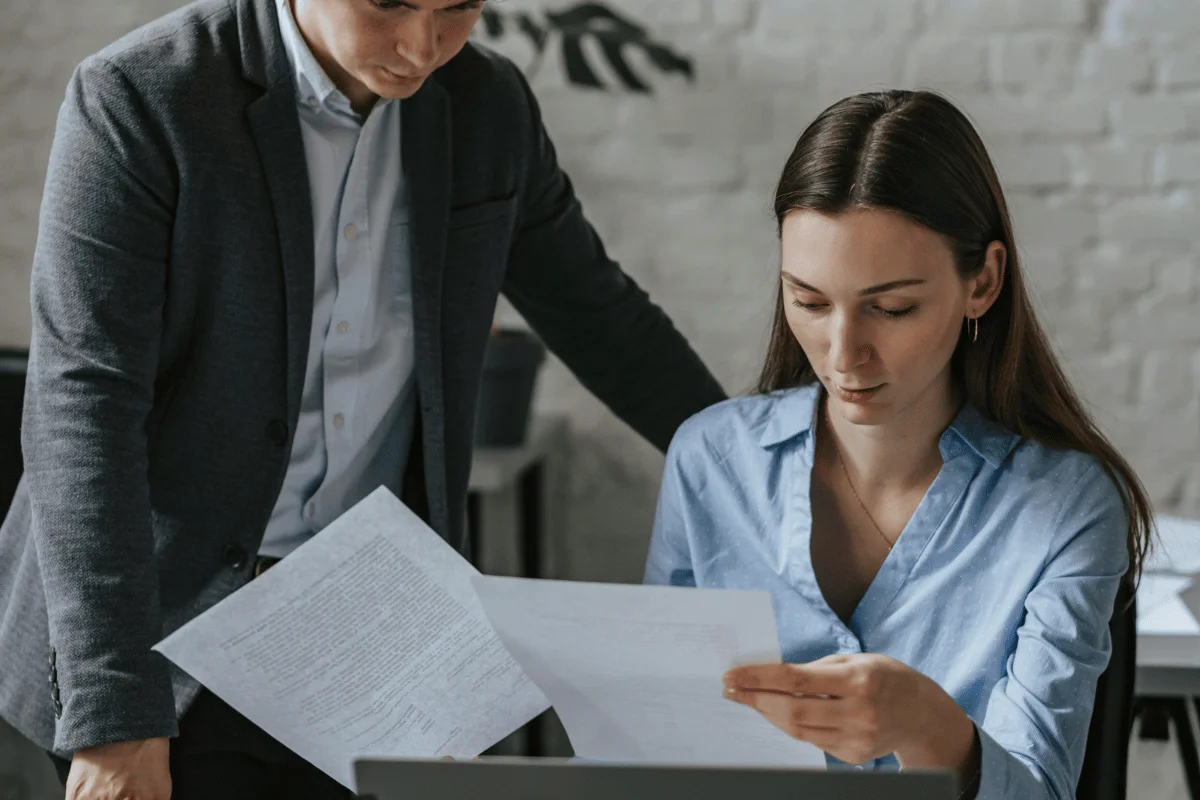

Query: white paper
left=1137, top=575, right=1194, bottom=616
left=1146, top=515, right=1200, bottom=574
left=471, top=575, right=826, bottom=769
left=1139, top=593, right=1200, bottom=636
left=154, top=488, right=549, bottom=790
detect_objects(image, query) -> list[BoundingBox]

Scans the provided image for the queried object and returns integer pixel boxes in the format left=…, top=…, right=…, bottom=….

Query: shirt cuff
left=976, top=723, right=1026, bottom=799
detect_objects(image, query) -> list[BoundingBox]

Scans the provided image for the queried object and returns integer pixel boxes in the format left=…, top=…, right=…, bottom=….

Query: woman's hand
left=724, top=654, right=977, bottom=776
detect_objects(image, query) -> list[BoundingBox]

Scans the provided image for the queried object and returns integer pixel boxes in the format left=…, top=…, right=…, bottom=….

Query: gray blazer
left=0, top=0, right=725, bottom=756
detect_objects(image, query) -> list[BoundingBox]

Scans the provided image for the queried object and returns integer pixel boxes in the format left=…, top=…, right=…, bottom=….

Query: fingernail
left=724, top=686, right=738, bottom=698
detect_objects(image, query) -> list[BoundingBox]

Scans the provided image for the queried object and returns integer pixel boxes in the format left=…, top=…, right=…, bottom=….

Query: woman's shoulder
left=669, top=386, right=817, bottom=461
left=1001, top=438, right=1128, bottom=556
left=1007, top=436, right=1117, bottom=497
left=955, top=403, right=1119, bottom=500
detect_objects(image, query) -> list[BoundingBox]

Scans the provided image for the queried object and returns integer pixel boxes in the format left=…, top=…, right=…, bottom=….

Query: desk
left=1136, top=515, right=1200, bottom=798
left=467, top=416, right=569, bottom=757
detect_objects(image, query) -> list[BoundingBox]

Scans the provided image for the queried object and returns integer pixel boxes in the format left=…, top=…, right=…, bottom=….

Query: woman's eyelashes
left=790, top=300, right=918, bottom=318
left=369, top=0, right=484, bottom=11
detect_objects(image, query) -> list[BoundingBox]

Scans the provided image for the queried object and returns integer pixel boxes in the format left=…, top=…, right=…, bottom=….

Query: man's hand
left=66, top=737, right=172, bottom=800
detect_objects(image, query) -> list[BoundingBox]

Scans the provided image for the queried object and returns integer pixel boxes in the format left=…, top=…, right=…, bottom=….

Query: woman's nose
left=828, top=316, right=871, bottom=374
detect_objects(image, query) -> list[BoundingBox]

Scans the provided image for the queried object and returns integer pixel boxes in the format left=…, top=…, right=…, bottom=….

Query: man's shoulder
left=84, top=0, right=243, bottom=94
left=436, top=41, right=531, bottom=112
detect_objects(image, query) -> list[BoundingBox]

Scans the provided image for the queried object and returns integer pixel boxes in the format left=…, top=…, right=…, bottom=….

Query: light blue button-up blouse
left=645, top=382, right=1128, bottom=799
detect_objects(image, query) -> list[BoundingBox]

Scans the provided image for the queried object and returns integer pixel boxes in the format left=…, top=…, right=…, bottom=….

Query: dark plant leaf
left=516, top=13, right=550, bottom=53
left=478, top=2, right=693, bottom=93
left=480, top=7, right=504, bottom=38
left=546, top=3, right=694, bottom=93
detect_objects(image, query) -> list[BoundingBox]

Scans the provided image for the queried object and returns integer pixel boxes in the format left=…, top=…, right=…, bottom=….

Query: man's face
left=294, top=0, right=485, bottom=106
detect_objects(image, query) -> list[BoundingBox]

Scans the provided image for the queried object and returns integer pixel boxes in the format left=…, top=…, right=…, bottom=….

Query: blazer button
left=48, top=648, right=56, bottom=667
left=265, top=419, right=288, bottom=447
left=53, top=698, right=63, bottom=718
left=51, top=685, right=60, bottom=703
left=222, top=543, right=248, bottom=570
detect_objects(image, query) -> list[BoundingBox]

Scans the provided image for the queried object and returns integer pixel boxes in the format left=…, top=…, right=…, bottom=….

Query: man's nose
left=396, top=14, right=440, bottom=72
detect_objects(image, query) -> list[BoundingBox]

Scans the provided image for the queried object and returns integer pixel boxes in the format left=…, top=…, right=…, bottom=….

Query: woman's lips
left=833, top=383, right=884, bottom=403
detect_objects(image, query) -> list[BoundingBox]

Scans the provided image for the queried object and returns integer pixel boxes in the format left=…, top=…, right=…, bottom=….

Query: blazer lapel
left=247, top=92, right=314, bottom=426
left=402, top=78, right=452, bottom=537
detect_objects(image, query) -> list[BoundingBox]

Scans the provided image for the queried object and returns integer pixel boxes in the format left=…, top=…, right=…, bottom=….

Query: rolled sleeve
left=976, top=723, right=1036, bottom=798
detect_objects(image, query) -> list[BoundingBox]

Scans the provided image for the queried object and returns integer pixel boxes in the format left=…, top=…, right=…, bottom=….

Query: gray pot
left=474, top=329, right=546, bottom=447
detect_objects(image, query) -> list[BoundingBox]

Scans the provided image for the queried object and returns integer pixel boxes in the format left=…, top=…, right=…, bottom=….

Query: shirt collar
left=275, top=0, right=354, bottom=115
left=756, top=381, right=1021, bottom=468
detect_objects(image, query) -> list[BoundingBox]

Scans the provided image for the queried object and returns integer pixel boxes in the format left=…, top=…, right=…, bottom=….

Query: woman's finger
left=790, top=726, right=881, bottom=767
left=724, top=662, right=852, bottom=698
left=726, top=686, right=842, bottom=739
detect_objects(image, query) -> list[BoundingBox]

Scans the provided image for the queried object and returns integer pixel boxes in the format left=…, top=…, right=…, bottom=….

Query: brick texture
left=1, top=0, right=1198, bottom=621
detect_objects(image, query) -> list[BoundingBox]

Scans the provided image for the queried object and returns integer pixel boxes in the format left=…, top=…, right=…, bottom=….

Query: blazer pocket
left=448, top=195, right=517, bottom=232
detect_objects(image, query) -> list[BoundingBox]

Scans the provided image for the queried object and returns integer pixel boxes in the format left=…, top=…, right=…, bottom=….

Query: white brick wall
left=1, top=0, right=1198, bottom=636
left=476, top=0, right=1200, bottom=573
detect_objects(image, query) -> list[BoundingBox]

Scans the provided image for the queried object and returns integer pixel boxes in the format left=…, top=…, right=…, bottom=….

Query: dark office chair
left=1076, top=579, right=1136, bottom=800
left=0, top=349, right=26, bottom=515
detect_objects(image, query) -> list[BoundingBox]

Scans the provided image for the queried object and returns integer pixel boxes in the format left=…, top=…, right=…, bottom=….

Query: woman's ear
left=969, top=241, right=1006, bottom=316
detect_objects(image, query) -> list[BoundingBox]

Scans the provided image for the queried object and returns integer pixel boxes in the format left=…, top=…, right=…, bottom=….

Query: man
left=0, top=0, right=726, bottom=797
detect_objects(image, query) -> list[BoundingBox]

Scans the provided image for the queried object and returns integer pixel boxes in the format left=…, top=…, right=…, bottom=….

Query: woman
left=644, top=90, right=1152, bottom=800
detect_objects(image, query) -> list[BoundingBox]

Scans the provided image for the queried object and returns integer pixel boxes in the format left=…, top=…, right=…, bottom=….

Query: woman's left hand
left=723, top=653, right=975, bottom=770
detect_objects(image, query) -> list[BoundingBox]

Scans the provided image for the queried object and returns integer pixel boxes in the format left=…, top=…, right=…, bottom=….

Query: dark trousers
left=47, top=689, right=355, bottom=800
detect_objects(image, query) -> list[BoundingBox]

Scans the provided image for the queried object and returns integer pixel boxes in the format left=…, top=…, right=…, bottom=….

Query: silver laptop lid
left=354, top=756, right=958, bottom=800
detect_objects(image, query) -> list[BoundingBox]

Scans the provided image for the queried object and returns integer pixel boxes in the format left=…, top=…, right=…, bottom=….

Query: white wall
left=477, top=0, right=1200, bottom=582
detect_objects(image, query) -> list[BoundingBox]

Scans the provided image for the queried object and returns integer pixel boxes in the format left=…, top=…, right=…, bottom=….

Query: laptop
left=353, top=756, right=958, bottom=800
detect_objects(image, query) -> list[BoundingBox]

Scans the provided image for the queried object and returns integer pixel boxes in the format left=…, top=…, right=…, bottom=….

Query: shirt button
left=305, top=501, right=316, bottom=520
left=337, top=321, right=350, bottom=334
left=306, top=96, right=318, bottom=107
left=333, top=413, right=345, bottom=429
left=344, top=224, right=358, bottom=240
left=221, top=544, right=247, bottom=570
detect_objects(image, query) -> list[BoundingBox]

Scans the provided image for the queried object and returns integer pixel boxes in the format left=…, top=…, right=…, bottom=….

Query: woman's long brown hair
left=757, top=90, right=1152, bottom=581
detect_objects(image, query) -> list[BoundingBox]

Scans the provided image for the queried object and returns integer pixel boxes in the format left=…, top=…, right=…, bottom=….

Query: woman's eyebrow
left=781, top=273, right=927, bottom=296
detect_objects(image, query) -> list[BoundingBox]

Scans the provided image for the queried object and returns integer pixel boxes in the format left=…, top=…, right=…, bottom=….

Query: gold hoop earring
left=968, top=316, right=979, bottom=343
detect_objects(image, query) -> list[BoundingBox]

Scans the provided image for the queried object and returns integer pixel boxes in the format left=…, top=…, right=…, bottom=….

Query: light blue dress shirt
left=261, top=0, right=417, bottom=557
left=645, top=382, right=1128, bottom=799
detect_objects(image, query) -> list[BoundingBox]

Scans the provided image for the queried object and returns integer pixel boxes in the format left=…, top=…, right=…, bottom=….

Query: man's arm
left=25, top=56, right=178, bottom=752
left=499, top=69, right=727, bottom=453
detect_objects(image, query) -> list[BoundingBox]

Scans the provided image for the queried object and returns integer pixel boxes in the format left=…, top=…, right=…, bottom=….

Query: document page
left=154, top=488, right=549, bottom=790
left=1145, top=515, right=1200, bottom=573
left=471, top=575, right=826, bottom=769
left=1138, top=575, right=1200, bottom=635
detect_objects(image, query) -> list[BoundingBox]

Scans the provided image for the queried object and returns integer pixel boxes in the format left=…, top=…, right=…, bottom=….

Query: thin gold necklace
left=826, top=405, right=894, bottom=552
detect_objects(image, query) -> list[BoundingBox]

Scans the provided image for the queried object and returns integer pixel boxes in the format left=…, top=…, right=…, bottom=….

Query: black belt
left=253, top=555, right=282, bottom=578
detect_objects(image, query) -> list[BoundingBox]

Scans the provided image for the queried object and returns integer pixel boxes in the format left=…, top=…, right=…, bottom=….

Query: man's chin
left=372, top=72, right=428, bottom=100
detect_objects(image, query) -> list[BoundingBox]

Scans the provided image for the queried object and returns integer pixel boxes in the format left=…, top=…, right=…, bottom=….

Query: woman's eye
left=878, top=306, right=917, bottom=318
left=791, top=301, right=827, bottom=312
